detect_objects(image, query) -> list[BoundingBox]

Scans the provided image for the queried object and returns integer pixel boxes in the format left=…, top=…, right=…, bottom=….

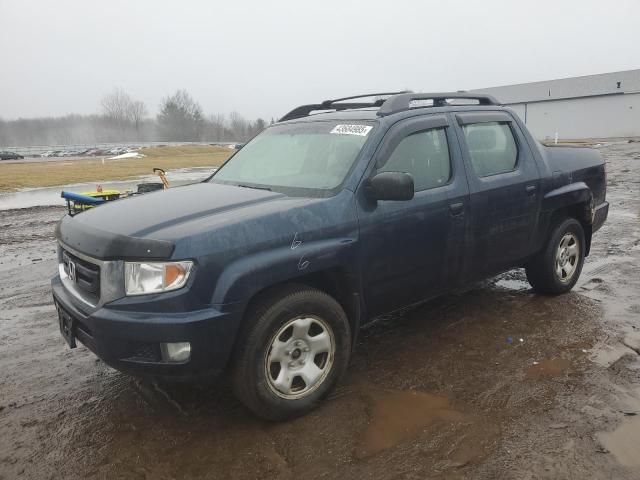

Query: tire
left=526, top=217, right=585, bottom=295
left=232, top=284, right=351, bottom=421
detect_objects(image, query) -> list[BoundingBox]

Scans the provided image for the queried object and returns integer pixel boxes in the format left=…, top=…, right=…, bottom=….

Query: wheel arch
left=542, top=182, right=594, bottom=256
left=230, top=266, right=363, bottom=358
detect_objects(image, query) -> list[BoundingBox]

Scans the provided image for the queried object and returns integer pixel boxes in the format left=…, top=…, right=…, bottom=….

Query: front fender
left=210, top=237, right=358, bottom=305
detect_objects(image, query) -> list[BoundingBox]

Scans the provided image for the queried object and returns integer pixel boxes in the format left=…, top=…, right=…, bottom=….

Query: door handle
left=449, top=202, right=464, bottom=216
left=526, top=185, right=537, bottom=196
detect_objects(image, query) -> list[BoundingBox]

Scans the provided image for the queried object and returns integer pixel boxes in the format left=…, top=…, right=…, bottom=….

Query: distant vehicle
left=0, top=151, right=24, bottom=160
left=40, top=150, right=57, bottom=157
left=106, top=147, right=136, bottom=156
left=52, top=92, right=608, bottom=421
left=84, top=149, right=106, bottom=156
left=67, top=150, right=86, bottom=156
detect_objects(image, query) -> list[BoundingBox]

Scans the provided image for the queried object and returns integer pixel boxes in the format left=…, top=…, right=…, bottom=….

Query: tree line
left=0, top=88, right=270, bottom=147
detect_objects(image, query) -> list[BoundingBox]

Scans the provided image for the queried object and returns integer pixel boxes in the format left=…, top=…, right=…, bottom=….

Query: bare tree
left=208, top=113, right=228, bottom=141
left=101, top=87, right=133, bottom=139
left=229, top=111, right=249, bottom=141
left=251, top=118, right=267, bottom=137
left=1, top=89, right=266, bottom=146
left=128, top=100, right=147, bottom=140
left=100, top=88, right=149, bottom=141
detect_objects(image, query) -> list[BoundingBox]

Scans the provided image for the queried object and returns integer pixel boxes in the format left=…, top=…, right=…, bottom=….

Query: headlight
left=124, top=261, right=193, bottom=296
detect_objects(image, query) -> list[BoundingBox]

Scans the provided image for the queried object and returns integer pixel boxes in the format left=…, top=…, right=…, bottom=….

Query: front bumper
left=52, top=275, right=243, bottom=378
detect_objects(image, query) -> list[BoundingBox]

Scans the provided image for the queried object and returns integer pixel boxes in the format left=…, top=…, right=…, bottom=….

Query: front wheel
left=526, top=217, right=586, bottom=295
left=232, top=285, right=351, bottom=421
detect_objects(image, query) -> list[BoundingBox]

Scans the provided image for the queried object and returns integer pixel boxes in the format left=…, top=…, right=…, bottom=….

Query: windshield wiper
left=237, top=184, right=272, bottom=191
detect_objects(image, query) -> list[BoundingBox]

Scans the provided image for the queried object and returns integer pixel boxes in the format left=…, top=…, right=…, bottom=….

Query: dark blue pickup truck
left=52, top=92, right=608, bottom=420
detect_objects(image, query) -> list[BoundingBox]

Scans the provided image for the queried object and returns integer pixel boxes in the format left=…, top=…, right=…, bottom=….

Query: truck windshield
left=210, top=121, right=375, bottom=192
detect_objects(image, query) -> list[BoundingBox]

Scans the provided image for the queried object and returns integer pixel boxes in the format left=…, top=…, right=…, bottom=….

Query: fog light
left=160, top=342, right=191, bottom=363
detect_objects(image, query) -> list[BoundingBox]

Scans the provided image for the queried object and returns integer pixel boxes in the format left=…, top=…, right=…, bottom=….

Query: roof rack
left=278, top=91, right=501, bottom=122
left=279, top=91, right=410, bottom=122
left=376, top=92, right=500, bottom=116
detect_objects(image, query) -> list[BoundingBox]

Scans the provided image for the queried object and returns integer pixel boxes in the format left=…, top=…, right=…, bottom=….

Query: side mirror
left=365, top=171, right=414, bottom=201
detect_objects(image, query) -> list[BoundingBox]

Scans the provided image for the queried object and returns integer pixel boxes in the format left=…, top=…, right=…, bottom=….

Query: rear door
left=453, top=111, right=541, bottom=280
left=356, top=115, right=469, bottom=316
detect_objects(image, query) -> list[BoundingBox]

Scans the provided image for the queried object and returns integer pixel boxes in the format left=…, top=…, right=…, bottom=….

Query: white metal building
left=471, top=69, right=640, bottom=140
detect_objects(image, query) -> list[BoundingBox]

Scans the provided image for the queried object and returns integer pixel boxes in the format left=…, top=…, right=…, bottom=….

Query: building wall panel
left=515, top=93, right=640, bottom=139
left=473, top=70, right=640, bottom=104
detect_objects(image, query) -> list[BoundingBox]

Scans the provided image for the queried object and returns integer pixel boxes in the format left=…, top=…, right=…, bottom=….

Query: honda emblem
left=68, top=261, right=77, bottom=282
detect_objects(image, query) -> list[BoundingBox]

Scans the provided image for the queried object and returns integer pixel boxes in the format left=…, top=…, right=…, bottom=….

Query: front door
left=356, top=115, right=469, bottom=316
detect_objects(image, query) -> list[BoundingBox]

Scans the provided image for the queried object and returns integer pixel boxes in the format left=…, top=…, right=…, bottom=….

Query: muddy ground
left=1, top=143, right=639, bottom=480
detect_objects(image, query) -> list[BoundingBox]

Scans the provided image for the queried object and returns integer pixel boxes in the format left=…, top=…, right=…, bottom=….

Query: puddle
left=617, top=386, right=640, bottom=414
left=494, top=278, right=530, bottom=290
left=578, top=255, right=634, bottom=283
left=590, top=343, right=637, bottom=368
left=355, top=389, right=464, bottom=458
left=492, top=269, right=530, bottom=291
left=0, top=167, right=216, bottom=210
left=597, top=417, right=640, bottom=467
left=526, top=358, right=571, bottom=379
left=623, top=332, right=640, bottom=353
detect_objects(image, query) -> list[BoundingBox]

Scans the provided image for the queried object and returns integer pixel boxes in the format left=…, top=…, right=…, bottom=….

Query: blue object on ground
left=60, top=191, right=106, bottom=205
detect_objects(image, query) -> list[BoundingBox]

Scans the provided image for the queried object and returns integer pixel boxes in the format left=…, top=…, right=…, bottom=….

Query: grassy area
left=0, top=145, right=233, bottom=192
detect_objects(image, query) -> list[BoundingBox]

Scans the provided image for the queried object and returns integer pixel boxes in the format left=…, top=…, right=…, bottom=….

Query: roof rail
left=377, top=92, right=500, bottom=116
left=279, top=91, right=410, bottom=122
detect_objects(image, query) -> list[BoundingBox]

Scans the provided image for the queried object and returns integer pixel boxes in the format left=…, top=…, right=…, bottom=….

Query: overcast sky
left=1, top=0, right=639, bottom=121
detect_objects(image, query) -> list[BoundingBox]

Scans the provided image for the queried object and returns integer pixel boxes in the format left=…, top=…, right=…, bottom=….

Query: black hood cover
left=56, top=215, right=174, bottom=260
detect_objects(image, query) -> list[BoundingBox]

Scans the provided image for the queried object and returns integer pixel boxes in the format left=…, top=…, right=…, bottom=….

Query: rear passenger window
left=378, top=128, right=451, bottom=191
left=462, top=122, right=518, bottom=177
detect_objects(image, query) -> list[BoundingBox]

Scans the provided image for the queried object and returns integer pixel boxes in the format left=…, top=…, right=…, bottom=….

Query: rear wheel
left=526, top=217, right=585, bottom=295
left=232, top=285, right=351, bottom=421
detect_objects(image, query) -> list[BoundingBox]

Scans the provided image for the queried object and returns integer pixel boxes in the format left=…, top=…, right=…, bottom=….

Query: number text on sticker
left=330, top=125, right=373, bottom=136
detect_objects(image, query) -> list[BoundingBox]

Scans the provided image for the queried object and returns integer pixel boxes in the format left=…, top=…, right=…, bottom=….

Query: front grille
left=62, top=249, right=101, bottom=302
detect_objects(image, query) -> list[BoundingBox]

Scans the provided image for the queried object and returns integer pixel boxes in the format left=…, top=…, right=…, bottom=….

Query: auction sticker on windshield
left=330, top=124, right=373, bottom=136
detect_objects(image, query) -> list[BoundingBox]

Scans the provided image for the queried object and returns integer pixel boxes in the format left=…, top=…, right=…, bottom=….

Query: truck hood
left=73, top=182, right=294, bottom=236
left=57, top=182, right=319, bottom=259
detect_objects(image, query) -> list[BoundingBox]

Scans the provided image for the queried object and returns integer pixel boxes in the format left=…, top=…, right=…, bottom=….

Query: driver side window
left=378, top=128, right=451, bottom=191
